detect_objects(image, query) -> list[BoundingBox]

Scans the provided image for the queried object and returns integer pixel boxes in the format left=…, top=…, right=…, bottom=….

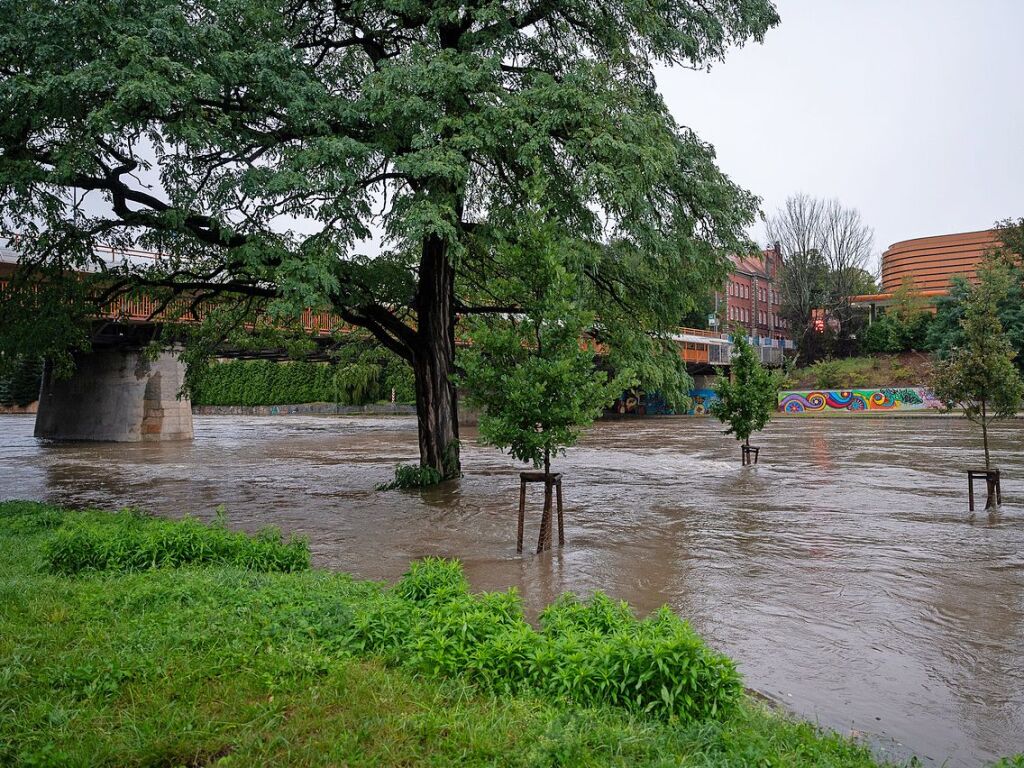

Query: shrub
left=45, top=510, right=310, bottom=575
left=811, top=359, right=842, bottom=389
left=862, top=313, right=933, bottom=354
left=0, top=355, right=43, bottom=407
left=345, top=558, right=742, bottom=723
left=376, top=464, right=444, bottom=491
left=189, top=355, right=415, bottom=407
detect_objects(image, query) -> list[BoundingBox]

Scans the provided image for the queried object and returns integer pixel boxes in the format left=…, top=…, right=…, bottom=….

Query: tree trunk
left=981, top=400, right=990, bottom=471
left=413, top=233, right=461, bottom=479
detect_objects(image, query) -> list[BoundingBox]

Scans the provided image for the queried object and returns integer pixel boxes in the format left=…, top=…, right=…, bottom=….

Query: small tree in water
left=461, top=252, right=628, bottom=478
left=933, top=265, right=1024, bottom=474
left=711, top=332, right=779, bottom=462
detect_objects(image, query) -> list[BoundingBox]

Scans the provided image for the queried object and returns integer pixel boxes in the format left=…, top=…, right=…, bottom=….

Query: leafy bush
left=345, top=558, right=743, bottom=723
left=45, top=510, right=310, bottom=575
left=811, top=359, right=843, bottom=389
left=376, top=464, right=444, bottom=491
left=0, top=355, right=43, bottom=407
left=861, top=312, right=932, bottom=354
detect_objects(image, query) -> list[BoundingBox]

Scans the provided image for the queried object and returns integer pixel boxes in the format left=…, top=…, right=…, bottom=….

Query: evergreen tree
left=711, top=332, right=779, bottom=460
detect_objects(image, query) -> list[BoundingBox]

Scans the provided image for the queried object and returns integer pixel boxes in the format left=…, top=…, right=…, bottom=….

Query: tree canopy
left=927, top=221, right=1024, bottom=369
left=711, top=332, right=778, bottom=451
left=767, top=193, right=875, bottom=361
left=0, top=0, right=779, bottom=476
left=459, top=209, right=629, bottom=473
left=932, top=263, right=1023, bottom=471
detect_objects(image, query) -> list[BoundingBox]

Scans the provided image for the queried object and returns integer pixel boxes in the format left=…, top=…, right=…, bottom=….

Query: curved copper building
left=881, top=229, right=1000, bottom=292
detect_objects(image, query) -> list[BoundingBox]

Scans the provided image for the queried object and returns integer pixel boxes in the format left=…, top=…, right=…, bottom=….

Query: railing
left=0, top=278, right=339, bottom=338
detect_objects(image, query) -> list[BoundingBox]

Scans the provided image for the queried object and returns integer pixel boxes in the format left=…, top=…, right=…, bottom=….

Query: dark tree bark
left=412, top=233, right=461, bottom=478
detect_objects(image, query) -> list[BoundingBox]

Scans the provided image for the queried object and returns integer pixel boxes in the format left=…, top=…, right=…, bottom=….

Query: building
left=715, top=245, right=790, bottom=343
left=851, top=228, right=1002, bottom=314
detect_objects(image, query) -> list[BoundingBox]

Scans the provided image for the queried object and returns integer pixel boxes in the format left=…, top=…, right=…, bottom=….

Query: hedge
left=189, top=358, right=414, bottom=407
left=0, top=355, right=44, bottom=407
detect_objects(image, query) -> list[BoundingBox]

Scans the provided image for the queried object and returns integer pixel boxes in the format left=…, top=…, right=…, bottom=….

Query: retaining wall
left=777, top=387, right=944, bottom=415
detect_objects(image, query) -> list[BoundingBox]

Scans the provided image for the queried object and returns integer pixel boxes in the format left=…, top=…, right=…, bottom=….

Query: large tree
left=0, top=0, right=778, bottom=477
left=767, top=193, right=874, bottom=361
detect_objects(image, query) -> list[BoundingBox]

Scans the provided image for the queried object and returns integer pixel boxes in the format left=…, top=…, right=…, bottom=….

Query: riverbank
left=4, top=415, right=1024, bottom=764
left=0, top=501, right=908, bottom=768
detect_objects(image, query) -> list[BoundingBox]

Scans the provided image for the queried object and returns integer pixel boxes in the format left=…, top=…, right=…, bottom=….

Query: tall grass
left=2, top=500, right=992, bottom=766
left=44, top=509, right=310, bottom=575
left=347, top=558, right=742, bottom=722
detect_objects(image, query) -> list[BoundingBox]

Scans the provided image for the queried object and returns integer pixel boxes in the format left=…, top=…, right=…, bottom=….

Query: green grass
left=41, top=506, right=309, bottom=575
left=0, top=501, right=1002, bottom=767
left=785, top=354, right=933, bottom=390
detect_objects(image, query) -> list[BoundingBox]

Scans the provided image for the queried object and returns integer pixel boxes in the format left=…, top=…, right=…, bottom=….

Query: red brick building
left=714, top=245, right=790, bottom=343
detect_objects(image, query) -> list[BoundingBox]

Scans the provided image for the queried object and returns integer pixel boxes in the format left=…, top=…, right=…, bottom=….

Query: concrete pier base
left=35, top=348, right=193, bottom=442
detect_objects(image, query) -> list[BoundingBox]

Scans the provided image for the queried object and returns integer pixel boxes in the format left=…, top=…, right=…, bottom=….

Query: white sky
left=656, top=0, right=1024, bottom=273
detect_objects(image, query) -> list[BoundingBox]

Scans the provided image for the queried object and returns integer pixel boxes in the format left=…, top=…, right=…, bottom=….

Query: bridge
left=1, top=244, right=789, bottom=443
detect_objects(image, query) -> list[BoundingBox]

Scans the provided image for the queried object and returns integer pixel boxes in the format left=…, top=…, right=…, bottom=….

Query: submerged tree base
left=0, top=500, right=985, bottom=767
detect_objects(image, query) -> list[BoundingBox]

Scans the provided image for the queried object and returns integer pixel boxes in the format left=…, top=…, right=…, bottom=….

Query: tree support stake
left=966, top=468, right=1001, bottom=511
left=517, top=472, right=564, bottom=554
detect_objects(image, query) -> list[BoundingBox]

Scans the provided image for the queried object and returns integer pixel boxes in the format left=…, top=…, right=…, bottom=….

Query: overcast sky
left=656, top=0, right=1024, bottom=273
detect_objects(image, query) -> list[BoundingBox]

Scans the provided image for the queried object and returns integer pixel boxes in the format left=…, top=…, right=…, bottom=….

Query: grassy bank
left=785, top=353, right=935, bottom=390
left=0, top=502, right=1006, bottom=767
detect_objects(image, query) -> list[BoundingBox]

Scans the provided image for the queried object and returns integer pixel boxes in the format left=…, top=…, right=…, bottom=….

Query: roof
left=728, top=248, right=776, bottom=279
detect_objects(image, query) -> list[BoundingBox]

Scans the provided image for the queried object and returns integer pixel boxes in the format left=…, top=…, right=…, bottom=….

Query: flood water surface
left=1, top=413, right=1023, bottom=766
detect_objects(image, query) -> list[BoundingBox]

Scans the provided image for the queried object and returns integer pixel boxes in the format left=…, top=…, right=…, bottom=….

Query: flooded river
left=1, top=413, right=1022, bottom=766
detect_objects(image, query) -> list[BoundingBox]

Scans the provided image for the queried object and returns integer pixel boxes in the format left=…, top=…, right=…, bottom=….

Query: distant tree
left=711, top=332, right=779, bottom=460
left=863, top=278, right=932, bottom=354
left=768, top=194, right=874, bottom=361
left=928, top=220, right=1024, bottom=370
left=932, top=265, right=1024, bottom=472
left=0, top=355, right=43, bottom=407
left=843, top=267, right=879, bottom=297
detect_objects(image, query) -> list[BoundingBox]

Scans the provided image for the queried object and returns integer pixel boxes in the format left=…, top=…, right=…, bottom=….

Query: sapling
left=711, top=331, right=780, bottom=463
left=460, top=214, right=631, bottom=549
left=933, top=264, right=1023, bottom=507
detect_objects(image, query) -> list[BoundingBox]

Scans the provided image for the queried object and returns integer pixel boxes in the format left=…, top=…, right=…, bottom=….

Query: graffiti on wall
left=778, top=388, right=944, bottom=414
left=688, top=389, right=718, bottom=415
left=609, top=390, right=676, bottom=416
left=607, top=389, right=722, bottom=416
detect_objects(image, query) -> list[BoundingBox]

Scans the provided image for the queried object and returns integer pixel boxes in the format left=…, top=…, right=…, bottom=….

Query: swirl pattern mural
left=778, top=388, right=943, bottom=414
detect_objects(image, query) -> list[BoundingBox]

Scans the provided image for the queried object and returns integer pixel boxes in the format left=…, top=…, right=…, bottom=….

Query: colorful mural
left=687, top=388, right=718, bottom=416
left=608, top=390, right=676, bottom=416
left=607, top=389, right=721, bottom=416
left=778, top=388, right=944, bottom=414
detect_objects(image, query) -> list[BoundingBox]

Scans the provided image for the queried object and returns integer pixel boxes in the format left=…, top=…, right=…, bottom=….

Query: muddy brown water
left=1, top=413, right=1022, bottom=766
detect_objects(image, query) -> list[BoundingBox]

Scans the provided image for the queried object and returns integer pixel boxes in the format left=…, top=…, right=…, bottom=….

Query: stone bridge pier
left=35, top=346, right=193, bottom=442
